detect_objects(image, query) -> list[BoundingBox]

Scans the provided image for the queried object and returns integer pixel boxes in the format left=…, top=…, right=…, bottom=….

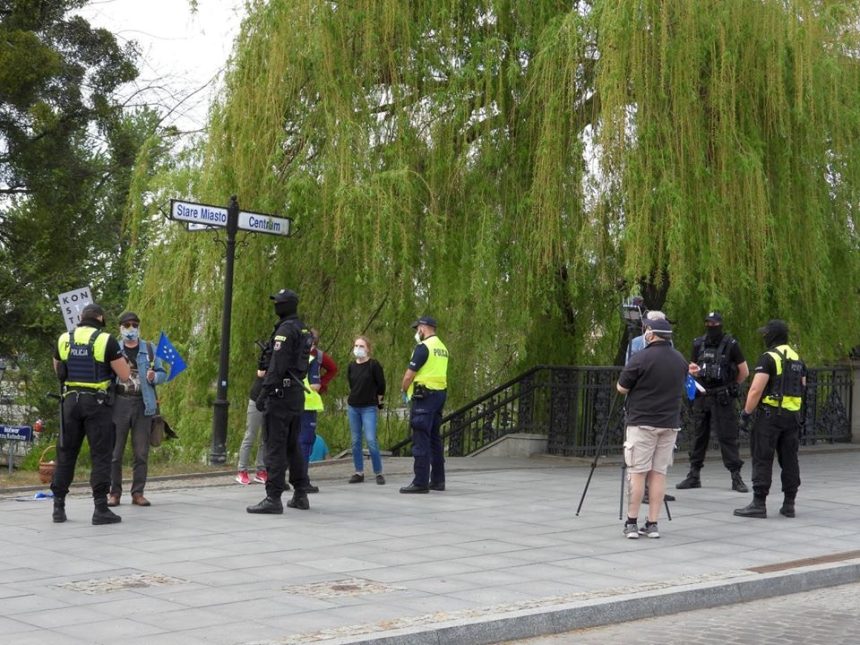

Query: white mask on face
left=121, top=327, right=139, bottom=342
left=414, top=332, right=422, bottom=344
left=353, top=347, right=367, bottom=359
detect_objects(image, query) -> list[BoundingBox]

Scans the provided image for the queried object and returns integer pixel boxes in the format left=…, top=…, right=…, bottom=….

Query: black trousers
left=50, top=393, right=114, bottom=501
left=750, top=406, right=801, bottom=499
left=263, top=397, right=309, bottom=499
left=687, top=394, right=743, bottom=472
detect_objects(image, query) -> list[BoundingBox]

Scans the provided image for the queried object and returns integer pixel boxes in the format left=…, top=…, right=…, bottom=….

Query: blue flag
left=685, top=374, right=698, bottom=401
left=155, top=331, right=187, bottom=382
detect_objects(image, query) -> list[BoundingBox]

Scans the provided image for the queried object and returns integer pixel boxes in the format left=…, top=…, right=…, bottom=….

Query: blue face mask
left=121, top=327, right=140, bottom=342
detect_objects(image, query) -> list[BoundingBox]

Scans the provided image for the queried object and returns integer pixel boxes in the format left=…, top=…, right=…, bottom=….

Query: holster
left=412, top=383, right=429, bottom=400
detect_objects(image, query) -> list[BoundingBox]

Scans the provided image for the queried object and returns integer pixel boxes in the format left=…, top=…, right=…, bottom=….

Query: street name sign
left=0, top=425, right=33, bottom=442
left=170, top=199, right=229, bottom=227
left=237, top=210, right=291, bottom=237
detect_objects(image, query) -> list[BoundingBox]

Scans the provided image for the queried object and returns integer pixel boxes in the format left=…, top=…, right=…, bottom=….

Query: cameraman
left=617, top=319, right=688, bottom=539
left=676, top=312, right=750, bottom=493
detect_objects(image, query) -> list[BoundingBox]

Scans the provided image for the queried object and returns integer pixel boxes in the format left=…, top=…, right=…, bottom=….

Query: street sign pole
left=209, top=196, right=239, bottom=464
left=169, top=195, right=291, bottom=466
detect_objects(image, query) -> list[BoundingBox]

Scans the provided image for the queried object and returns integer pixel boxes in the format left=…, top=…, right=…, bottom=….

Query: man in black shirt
left=676, top=312, right=750, bottom=492
left=617, top=318, right=688, bottom=539
left=247, top=289, right=314, bottom=514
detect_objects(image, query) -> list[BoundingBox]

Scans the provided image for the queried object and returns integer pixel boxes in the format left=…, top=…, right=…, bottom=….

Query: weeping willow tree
left=124, top=0, right=860, bottom=458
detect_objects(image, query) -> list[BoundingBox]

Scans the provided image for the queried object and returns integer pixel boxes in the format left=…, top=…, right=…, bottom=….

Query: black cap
left=411, top=316, right=437, bottom=329
left=645, top=318, right=673, bottom=335
left=80, top=303, right=105, bottom=320
left=119, top=311, right=140, bottom=325
left=704, top=311, right=723, bottom=324
left=270, top=289, right=299, bottom=304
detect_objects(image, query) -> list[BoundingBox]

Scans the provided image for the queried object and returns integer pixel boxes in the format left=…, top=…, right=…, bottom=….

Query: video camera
left=620, top=296, right=646, bottom=335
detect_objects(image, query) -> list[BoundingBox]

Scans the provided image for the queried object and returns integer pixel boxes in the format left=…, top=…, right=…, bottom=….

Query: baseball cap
left=704, top=311, right=723, bottom=324
left=645, top=318, right=673, bottom=335
left=411, top=316, right=438, bottom=329
left=270, top=289, right=299, bottom=304
left=119, top=311, right=140, bottom=325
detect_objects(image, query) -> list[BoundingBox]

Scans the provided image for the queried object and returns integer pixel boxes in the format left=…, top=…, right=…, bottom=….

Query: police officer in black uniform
left=247, top=289, right=314, bottom=514
left=677, top=312, right=750, bottom=492
left=51, top=303, right=130, bottom=525
left=734, top=320, right=805, bottom=519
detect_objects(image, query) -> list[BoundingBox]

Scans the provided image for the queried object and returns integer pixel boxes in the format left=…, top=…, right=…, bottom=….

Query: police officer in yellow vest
left=51, top=303, right=130, bottom=525
left=734, top=320, right=806, bottom=519
left=400, top=316, right=449, bottom=494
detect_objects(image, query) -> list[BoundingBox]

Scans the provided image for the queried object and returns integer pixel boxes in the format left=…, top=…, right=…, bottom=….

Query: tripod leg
left=619, top=463, right=626, bottom=520
left=664, top=496, right=672, bottom=521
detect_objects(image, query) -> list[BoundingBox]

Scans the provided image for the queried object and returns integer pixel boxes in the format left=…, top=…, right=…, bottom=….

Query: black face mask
left=763, top=329, right=788, bottom=348
left=274, top=299, right=297, bottom=318
left=705, top=326, right=723, bottom=343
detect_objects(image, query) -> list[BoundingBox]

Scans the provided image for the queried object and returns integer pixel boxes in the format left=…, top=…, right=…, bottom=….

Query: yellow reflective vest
left=761, top=344, right=803, bottom=412
left=57, top=326, right=113, bottom=391
left=304, top=354, right=324, bottom=411
left=409, top=335, right=448, bottom=396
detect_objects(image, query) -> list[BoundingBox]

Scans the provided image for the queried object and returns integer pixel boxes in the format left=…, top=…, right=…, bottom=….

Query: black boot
left=676, top=468, right=701, bottom=489
left=52, top=498, right=66, bottom=523
left=246, top=497, right=284, bottom=514
left=286, top=493, right=310, bottom=510
left=733, top=496, right=767, bottom=518
left=780, top=497, right=796, bottom=518
left=92, top=500, right=122, bottom=525
left=731, top=471, right=749, bottom=493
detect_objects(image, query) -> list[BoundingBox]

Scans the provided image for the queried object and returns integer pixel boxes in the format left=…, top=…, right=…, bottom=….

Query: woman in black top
left=347, top=336, right=386, bottom=484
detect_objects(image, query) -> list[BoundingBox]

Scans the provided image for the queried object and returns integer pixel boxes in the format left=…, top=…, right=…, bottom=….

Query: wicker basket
left=38, top=444, right=57, bottom=484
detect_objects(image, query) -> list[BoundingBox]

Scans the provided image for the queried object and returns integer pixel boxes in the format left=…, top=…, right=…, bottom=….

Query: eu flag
left=155, top=331, right=187, bottom=382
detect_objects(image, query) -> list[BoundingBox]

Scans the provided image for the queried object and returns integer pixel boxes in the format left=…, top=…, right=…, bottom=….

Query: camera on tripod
left=620, top=296, right=646, bottom=335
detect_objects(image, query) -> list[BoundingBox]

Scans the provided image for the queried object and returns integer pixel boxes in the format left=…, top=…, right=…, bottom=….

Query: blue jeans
left=300, top=411, right=317, bottom=464
left=348, top=405, right=383, bottom=474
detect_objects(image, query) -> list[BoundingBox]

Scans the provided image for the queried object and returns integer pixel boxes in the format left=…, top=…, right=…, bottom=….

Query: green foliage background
left=122, top=0, right=859, bottom=460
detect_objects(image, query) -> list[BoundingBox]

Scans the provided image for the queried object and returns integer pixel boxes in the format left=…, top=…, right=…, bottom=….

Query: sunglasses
left=121, top=322, right=140, bottom=328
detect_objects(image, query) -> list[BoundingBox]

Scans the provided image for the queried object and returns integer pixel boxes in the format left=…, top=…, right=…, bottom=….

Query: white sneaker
left=623, top=521, right=639, bottom=539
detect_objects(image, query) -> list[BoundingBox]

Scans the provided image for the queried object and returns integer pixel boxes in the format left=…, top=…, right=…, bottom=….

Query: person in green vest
left=51, top=303, right=130, bottom=525
left=399, top=316, right=449, bottom=494
left=734, top=320, right=806, bottom=519
left=300, top=350, right=324, bottom=493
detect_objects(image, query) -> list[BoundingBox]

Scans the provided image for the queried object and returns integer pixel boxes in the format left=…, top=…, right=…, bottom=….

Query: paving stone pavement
left=506, top=581, right=860, bottom=644
left=0, top=448, right=858, bottom=645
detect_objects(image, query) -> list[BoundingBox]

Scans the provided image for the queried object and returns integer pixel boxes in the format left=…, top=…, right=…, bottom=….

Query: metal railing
left=389, top=365, right=854, bottom=457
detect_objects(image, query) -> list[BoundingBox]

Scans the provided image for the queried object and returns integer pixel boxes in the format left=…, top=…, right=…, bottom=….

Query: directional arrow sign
left=237, top=210, right=292, bottom=237
left=170, top=199, right=229, bottom=228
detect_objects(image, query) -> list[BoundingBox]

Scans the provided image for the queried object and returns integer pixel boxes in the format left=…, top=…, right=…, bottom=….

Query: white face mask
left=353, top=347, right=367, bottom=359
left=121, top=327, right=140, bottom=342
left=414, top=332, right=422, bottom=344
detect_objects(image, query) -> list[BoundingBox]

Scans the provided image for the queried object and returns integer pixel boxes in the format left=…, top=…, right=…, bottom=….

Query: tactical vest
left=411, top=335, right=448, bottom=393
left=694, top=334, right=736, bottom=386
left=57, top=326, right=114, bottom=390
left=304, top=354, right=324, bottom=411
left=762, top=345, right=804, bottom=412
left=274, top=319, right=314, bottom=380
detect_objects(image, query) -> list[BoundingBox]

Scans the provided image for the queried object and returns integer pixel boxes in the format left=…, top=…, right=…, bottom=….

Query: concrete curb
left=320, top=559, right=860, bottom=644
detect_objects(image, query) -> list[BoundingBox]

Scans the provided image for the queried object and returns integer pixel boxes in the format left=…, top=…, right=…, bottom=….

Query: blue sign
left=0, top=425, right=33, bottom=442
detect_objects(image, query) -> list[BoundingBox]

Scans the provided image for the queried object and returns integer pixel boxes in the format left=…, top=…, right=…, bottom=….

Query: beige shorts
left=624, top=425, right=679, bottom=474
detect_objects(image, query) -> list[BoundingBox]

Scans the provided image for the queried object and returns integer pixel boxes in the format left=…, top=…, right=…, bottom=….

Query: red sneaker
left=235, top=471, right=250, bottom=485
left=253, top=470, right=268, bottom=484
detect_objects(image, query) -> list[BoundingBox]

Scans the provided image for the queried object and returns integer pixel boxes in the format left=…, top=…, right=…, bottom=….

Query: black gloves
left=739, top=410, right=752, bottom=434
left=255, top=391, right=268, bottom=413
